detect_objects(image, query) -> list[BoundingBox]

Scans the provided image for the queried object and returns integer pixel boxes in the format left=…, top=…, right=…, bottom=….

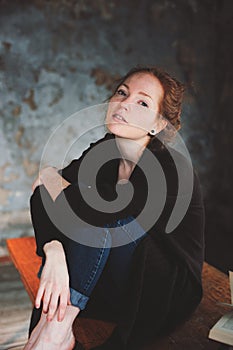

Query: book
left=209, top=271, right=233, bottom=345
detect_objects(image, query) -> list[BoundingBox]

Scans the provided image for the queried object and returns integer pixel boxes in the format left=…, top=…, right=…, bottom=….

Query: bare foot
left=24, top=305, right=80, bottom=350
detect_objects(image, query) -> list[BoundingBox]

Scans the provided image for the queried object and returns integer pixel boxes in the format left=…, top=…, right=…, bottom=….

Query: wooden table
left=7, top=236, right=232, bottom=349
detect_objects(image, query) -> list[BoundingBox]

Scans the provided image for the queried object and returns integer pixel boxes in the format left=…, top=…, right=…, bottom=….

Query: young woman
left=24, top=66, right=205, bottom=350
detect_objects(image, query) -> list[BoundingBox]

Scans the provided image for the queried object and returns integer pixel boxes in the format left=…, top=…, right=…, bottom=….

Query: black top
left=57, top=133, right=204, bottom=279
left=37, top=133, right=205, bottom=349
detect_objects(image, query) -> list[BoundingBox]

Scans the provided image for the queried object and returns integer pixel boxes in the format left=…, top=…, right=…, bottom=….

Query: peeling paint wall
left=0, top=0, right=232, bottom=272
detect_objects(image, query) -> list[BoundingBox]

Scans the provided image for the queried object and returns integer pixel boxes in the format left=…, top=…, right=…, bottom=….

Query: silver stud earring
left=149, top=129, right=156, bottom=136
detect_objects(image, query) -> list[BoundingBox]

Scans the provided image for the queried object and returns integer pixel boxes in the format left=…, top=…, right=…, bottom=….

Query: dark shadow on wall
left=203, top=0, right=233, bottom=274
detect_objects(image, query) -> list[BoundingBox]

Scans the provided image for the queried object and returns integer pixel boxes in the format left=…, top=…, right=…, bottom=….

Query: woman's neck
left=115, top=136, right=147, bottom=182
left=115, top=136, right=147, bottom=162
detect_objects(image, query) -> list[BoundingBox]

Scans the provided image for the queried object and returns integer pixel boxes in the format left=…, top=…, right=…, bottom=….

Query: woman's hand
left=32, top=173, right=42, bottom=193
left=35, top=240, right=71, bottom=322
left=32, top=166, right=57, bottom=193
left=32, top=166, right=70, bottom=201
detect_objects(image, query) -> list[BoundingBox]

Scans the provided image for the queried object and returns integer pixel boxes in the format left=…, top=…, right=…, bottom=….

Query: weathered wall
left=0, top=0, right=232, bottom=272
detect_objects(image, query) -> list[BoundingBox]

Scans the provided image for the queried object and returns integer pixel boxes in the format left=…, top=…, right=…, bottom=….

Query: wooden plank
left=6, top=237, right=232, bottom=349
left=7, top=236, right=41, bottom=303
left=144, top=264, right=231, bottom=350
left=6, top=237, right=115, bottom=349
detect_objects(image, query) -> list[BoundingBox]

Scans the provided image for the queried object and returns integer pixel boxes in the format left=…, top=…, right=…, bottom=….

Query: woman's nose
left=120, top=96, right=131, bottom=110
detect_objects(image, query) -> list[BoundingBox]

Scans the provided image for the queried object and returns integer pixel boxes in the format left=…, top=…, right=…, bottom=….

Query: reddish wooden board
left=6, top=236, right=115, bottom=349
left=6, top=236, right=231, bottom=349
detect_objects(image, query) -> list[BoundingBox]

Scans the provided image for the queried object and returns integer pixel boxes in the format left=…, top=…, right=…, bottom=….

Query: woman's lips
left=112, top=113, right=128, bottom=123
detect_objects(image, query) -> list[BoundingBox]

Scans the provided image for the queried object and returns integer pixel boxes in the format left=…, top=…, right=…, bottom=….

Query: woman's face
left=105, top=72, right=166, bottom=145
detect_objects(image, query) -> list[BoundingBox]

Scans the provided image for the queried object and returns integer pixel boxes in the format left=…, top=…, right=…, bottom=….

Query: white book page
left=221, top=312, right=233, bottom=331
left=229, top=271, right=233, bottom=305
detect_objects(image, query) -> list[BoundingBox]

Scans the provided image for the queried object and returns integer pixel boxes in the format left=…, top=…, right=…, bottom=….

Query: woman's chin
left=106, top=123, right=145, bottom=140
left=106, top=123, right=129, bottom=137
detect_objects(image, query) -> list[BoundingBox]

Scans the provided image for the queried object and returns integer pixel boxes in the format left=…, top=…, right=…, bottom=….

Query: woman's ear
left=153, top=118, right=167, bottom=134
left=160, top=118, right=168, bottom=131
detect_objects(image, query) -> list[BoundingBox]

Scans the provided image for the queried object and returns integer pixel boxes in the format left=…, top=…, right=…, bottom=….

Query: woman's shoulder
left=151, top=143, right=192, bottom=171
left=59, top=133, right=114, bottom=182
left=148, top=144, right=196, bottom=197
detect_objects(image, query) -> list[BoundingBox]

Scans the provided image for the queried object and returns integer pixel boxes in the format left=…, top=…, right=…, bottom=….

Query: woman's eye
left=117, top=89, right=127, bottom=96
left=139, top=101, right=148, bottom=108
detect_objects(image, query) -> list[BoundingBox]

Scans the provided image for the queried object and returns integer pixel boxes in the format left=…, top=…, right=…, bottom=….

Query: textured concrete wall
left=0, top=0, right=232, bottom=272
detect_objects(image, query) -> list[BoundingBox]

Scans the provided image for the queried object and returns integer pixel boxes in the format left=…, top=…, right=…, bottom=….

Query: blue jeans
left=31, top=186, right=147, bottom=311
left=37, top=226, right=111, bottom=310
left=37, top=217, right=146, bottom=311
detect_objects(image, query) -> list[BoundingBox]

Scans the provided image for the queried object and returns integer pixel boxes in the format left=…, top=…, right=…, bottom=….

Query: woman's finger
left=58, top=291, right=68, bottom=322
left=67, top=288, right=71, bottom=305
left=42, top=285, right=52, bottom=314
left=35, top=283, right=45, bottom=309
left=46, top=292, right=60, bottom=321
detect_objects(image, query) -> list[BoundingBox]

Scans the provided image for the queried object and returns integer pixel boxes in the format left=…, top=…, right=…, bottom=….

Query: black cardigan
left=35, top=133, right=205, bottom=349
